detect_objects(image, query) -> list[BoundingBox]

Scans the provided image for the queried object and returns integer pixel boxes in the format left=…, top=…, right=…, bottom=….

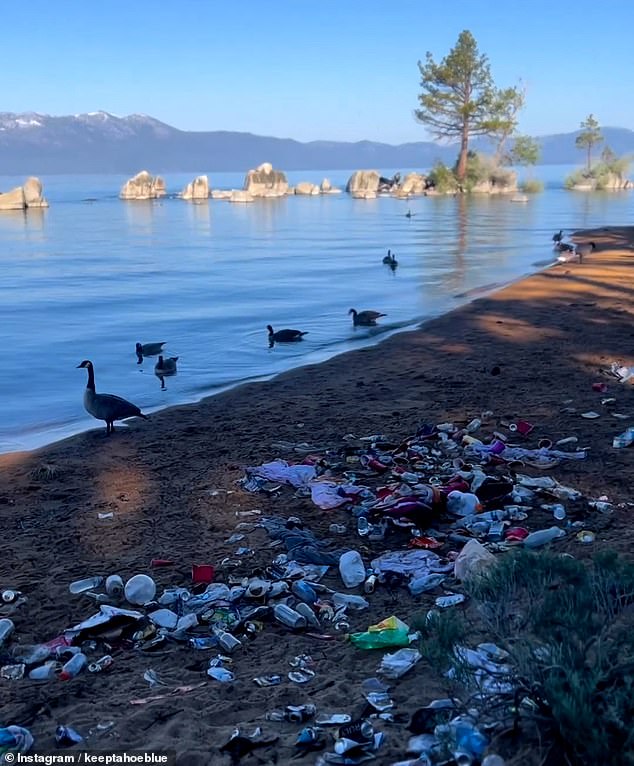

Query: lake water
left=0, top=165, right=631, bottom=453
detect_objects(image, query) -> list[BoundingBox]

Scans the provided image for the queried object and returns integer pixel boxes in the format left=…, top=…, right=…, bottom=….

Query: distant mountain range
left=0, top=111, right=632, bottom=175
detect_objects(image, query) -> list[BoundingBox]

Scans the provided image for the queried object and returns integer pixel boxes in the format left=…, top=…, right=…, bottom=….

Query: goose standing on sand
left=267, top=325, right=308, bottom=347
left=575, top=241, right=596, bottom=263
left=382, top=249, right=398, bottom=267
left=556, top=242, right=574, bottom=253
left=349, top=308, right=386, bottom=326
left=136, top=341, right=166, bottom=364
left=77, top=360, right=148, bottom=435
left=154, top=355, right=179, bottom=390
left=552, top=230, right=563, bottom=244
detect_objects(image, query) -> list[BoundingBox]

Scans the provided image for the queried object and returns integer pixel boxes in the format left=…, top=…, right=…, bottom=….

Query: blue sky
left=2, top=0, right=633, bottom=144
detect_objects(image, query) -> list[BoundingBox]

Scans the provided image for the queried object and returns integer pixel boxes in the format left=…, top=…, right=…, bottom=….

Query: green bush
left=427, top=161, right=459, bottom=193
left=463, top=550, right=634, bottom=765
left=520, top=179, right=544, bottom=193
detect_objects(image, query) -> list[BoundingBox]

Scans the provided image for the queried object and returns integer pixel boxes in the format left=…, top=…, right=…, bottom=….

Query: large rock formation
left=346, top=170, right=380, bottom=198
left=243, top=162, right=288, bottom=198
left=470, top=169, right=518, bottom=194
left=22, top=177, right=49, bottom=207
left=120, top=170, right=167, bottom=200
left=398, top=172, right=427, bottom=196
left=0, top=187, right=26, bottom=211
left=230, top=190, right=254, bottom=203
left=295, top=182, right=320, bottom=196
left=0, top=177, right=48, bottom=211
left=321, top=178, right=341, bottom=194
left=181, top=175, right=210, bottom=200
left=570, top=172, right=633, bottom=191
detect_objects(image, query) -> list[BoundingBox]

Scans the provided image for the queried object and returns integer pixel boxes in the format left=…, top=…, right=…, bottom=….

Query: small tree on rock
left=576, top=114, right=603, bottom=171
left=415, top=30, right=522, bottom=183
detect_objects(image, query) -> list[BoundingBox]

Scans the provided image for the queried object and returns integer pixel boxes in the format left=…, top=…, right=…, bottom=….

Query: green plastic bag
left=349, top=615, right=410, bottom=650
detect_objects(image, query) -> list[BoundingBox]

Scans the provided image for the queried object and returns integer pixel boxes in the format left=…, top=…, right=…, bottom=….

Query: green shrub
left=463, top=550, right=634, bottom=765
left=427, top=161, right=459, bottom=193
left=520, top=179, right=544, bottom=193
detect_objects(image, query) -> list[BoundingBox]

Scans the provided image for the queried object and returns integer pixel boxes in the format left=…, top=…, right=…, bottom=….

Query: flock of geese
left=78, top=291, right=390, bottom=435
left=79, top=230, right=598, bottom=437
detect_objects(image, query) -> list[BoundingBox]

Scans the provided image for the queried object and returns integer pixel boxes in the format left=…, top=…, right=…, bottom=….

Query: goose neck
left=86, top=365, right=96, bottom=392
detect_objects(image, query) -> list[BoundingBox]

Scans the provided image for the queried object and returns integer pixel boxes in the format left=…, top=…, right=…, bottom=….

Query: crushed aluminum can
left=88, top=655, right=113, bottom=673
left=435, top=593, right=466, bottom=609
left=0, top=663, right=25, bottom=680
left=253, top=675, right=282, bottom=687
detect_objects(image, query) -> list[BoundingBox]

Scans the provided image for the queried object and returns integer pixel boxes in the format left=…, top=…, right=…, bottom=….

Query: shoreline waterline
left=1, top=261, right=556, bottom=458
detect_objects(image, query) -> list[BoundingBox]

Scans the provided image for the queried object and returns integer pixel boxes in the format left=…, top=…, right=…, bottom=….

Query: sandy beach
left=2, top=226, right=634, bottom=765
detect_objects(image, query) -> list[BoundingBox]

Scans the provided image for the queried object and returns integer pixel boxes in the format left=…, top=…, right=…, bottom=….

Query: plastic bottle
left=69, top=576, right=103, bottom=595
left=523, top=526, right=566, bottom=548
left=332, top=593, right=370, bottom=610
left=2, top=590, right=19, bottom=603
left=215, top=631, right=242, bottom=654
left=13, top=644, right=51, bottom=665
left=0, top=618, right=15, bottom=647
left=124, top=574, right=156, bottom=605
left=357, top=517, right=370, bottom=536
left=294, top=602, right=321, bottom=628
left=339, top=551, right=366, bottom=588
left=105, top=575, right=124, bottom=600
left=291, top=580, right=317, bottom=604
left=408, top=573, right=446, bottom=596
left=466, top=418, right=481, bottom=433
left=273, top=604, right=307, bottom=629
left=28, top=661, right=61, bottom=680
left=59, top=652, right=87, bottom=680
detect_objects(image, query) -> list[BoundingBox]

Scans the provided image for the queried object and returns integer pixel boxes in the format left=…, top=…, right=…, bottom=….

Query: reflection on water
left=124, top=200, right=156, bottom=231
left=0, top=167, right=632, bottom=452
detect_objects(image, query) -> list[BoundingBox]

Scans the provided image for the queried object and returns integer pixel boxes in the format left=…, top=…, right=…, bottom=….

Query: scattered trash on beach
left=3, top=410, right=627, bottom=764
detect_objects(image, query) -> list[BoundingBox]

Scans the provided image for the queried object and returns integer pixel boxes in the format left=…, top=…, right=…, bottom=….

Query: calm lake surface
left=0, top=165, right=631, bottom=453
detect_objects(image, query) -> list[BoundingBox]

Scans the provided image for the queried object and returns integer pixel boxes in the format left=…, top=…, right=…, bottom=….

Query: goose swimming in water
left=267, top=325, right=308, bottom=346
left=552, top=230, right=564, bottom=244
left=382, top=249, right=398, bottom=267
left=154, top=355, right=179, bottom=390
left=78, top=360, right=148, bottom=435
left=136, top=341, right=166, bottom=364
left=349, top=308, right=386, bottom=326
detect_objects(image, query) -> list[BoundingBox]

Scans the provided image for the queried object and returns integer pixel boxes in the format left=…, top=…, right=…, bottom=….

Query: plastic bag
left=454, top=539, right=495, bottom=581
left=378, top=647, right=421, bottom=678
left=349, top=615, right=410, bottom=650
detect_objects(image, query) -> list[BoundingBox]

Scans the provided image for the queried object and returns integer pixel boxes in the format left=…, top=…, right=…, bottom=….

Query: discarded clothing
left=246, top=460, right=317, bottom=488
left=370, top=549, right=452, bottom=578
left=260, top=517, right=339, bottom=565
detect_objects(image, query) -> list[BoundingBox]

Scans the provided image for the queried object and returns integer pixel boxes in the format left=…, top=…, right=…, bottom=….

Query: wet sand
left=2, top=226, right=634, bottom=764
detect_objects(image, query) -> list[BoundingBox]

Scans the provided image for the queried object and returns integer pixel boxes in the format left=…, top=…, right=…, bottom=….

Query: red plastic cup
left=151, top=559, right=174, bottom=568
left=192, top=564, right=215, bottom=584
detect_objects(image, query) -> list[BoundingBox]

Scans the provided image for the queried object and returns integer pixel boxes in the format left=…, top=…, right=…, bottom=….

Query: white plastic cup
left=124, top=574, right=156, bottom=605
